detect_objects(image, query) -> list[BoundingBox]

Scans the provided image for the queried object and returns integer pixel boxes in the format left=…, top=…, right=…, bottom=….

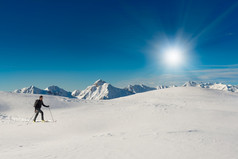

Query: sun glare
left=153, top=37, right=191, bottom=70
left=163, top=47, right=185, bottom=67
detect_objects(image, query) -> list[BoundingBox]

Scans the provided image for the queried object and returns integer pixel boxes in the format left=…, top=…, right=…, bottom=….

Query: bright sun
left=163, top=47, right=184, bottom=67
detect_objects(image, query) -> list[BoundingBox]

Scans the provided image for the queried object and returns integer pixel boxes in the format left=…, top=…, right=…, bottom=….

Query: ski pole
left=27, top=113, right=35, bottom=125
left=48, top=107, right=55, bottom=122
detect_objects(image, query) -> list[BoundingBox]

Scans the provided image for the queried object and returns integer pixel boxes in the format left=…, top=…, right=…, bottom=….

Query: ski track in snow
left=0, top=87, right=238, bottom=159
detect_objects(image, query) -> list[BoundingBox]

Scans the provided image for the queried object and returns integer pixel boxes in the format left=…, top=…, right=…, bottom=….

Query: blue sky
left=0, top=0, right=238, bottom=91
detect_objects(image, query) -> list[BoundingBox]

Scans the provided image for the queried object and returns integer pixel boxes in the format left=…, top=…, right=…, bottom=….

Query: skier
left=33, top=96, right=49, bottom=122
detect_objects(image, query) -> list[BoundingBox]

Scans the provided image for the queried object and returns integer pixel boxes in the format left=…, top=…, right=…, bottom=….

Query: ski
left=33, top=120, right=56, bottom=123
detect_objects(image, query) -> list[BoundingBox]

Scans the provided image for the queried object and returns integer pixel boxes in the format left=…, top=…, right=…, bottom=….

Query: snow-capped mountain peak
left=94, top=79, right=106, bottom=87
left=45, top=85, right=72, bottom=97
left=77, top=80, right=133, bottom=100
left=182, top=81, right=199, bottom=87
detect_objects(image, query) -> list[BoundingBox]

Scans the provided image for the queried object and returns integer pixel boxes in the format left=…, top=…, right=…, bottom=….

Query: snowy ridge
left=182, top=81, right=200, bottom=87
left=14, top=86, right=48, bottom=94
left=182, top=81, right=238, bottom=93
left=71, top=90, right=81, bottom=96
left=14, top=85, right=72, bottom=98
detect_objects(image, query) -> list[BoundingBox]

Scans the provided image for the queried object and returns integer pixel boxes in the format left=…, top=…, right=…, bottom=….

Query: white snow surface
left=1, top=87, right=238, bottom=159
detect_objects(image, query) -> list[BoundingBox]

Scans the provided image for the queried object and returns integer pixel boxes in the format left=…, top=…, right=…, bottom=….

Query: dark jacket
left=34, top=99, right=49, bottom=109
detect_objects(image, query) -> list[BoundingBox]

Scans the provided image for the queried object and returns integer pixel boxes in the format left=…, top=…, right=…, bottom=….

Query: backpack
left=34, top=99, right=39, bottom=107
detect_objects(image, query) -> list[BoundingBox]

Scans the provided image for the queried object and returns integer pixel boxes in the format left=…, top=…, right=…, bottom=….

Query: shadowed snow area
left=0, top=87, right=238, bottom=159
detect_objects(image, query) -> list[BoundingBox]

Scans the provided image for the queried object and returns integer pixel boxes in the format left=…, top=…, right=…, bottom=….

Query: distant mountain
left=13, top=80, right=238, bottom=100
left=125, top=84, right=156, bottom=93
left=182, top=81, right=200, bottom=87
left=14, top=86, right=48, bottom=94
left=156, top=85, right=169, bottom=90
left=169, top=85, right=177, bottom=88
left=182, top=81, right=238, bottom=93
left=156, top=85, right=177, bottom=90
left=71, top=90, right=81, bottom=97
left=14, top=85, right=72, bottom=97
left=45, top=85, right=72, bottom=97
left=76, top=79, right=133, bottom=100
left=208, top=83, right=238, bottom=92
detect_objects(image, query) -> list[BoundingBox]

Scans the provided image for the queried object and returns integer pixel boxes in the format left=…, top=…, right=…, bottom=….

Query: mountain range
left=183, top=81, right=238, bottom=92
left=13, top=80, right=238, bottom=100
left=14, top=85, right=73, bottom=98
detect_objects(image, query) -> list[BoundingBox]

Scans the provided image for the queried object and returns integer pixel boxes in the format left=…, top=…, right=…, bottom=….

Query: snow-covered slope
left=182, top=81, right=238, bottom=93
left=1, top=87, right=238, bottom=159
left=77, top=79, right=133, bottom=100
left=125, top=84, right=156, bottom=93
left=45, top=85, right=72, bottom=97
left=14, top=85, right=48, bottom=94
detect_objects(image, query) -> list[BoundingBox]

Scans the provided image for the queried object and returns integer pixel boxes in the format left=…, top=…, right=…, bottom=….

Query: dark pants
left=33, top=109, right=44, bottom=121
